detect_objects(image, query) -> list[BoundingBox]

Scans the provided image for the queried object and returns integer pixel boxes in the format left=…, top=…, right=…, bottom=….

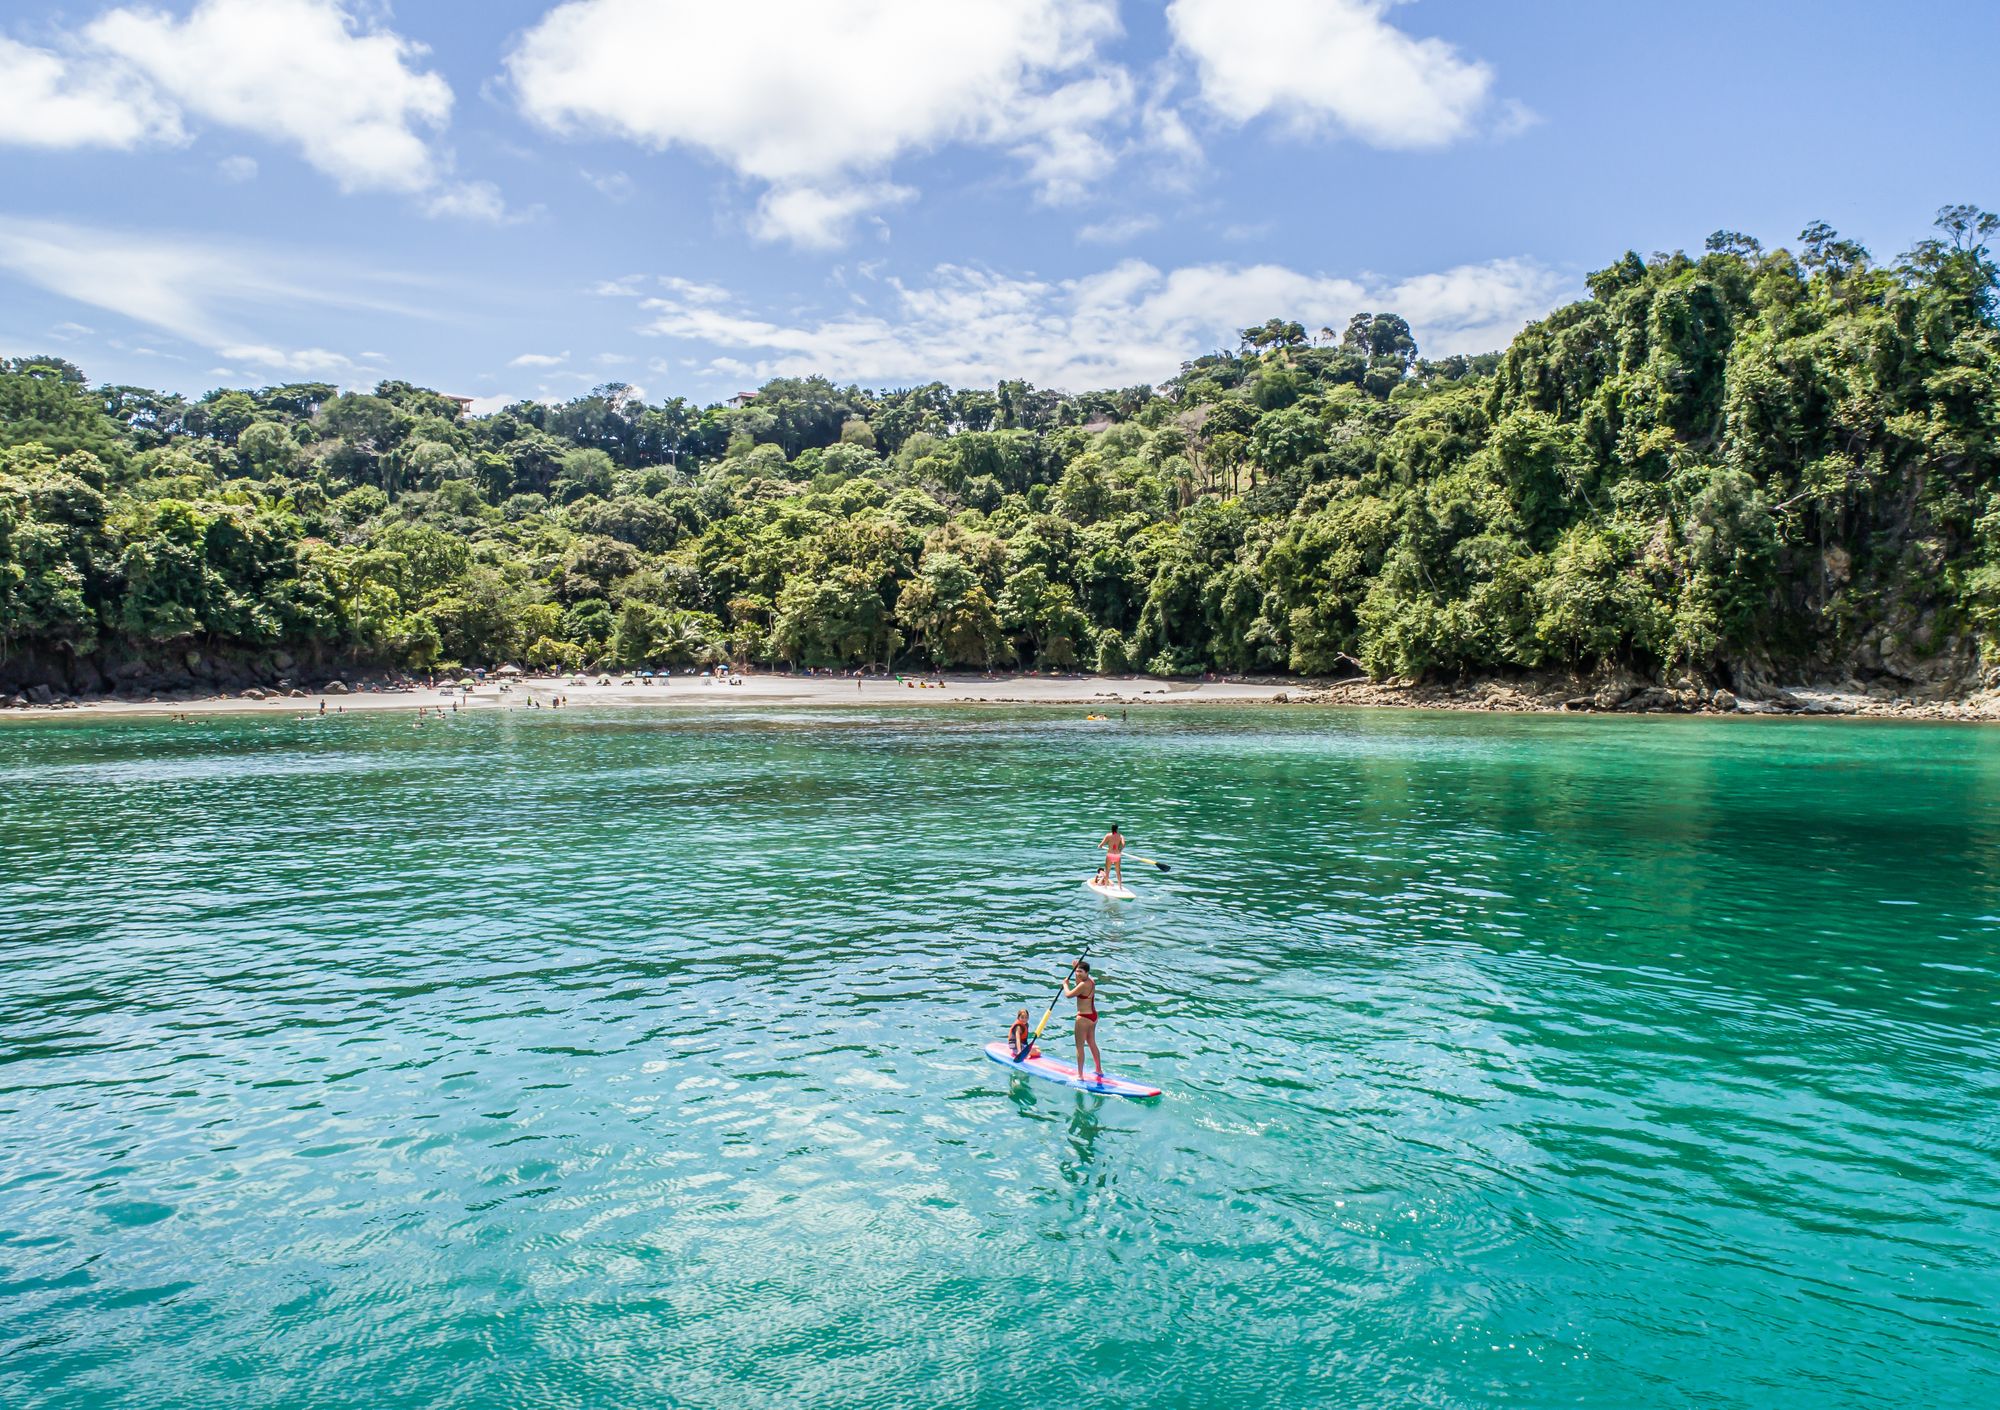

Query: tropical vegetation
left=3, top=207, right=1997, bottom=693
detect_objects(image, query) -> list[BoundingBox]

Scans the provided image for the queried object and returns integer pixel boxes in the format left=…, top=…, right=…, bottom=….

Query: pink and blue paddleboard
left=984, top=1041, right=1162, bottom=1098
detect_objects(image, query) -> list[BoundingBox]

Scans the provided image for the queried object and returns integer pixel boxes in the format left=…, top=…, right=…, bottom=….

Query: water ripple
left=2, top=707, right=1998, bottom=1409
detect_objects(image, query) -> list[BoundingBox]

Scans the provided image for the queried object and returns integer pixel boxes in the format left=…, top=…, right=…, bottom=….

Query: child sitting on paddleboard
left=1007, top=1008, right=1040, bottom=1060
left=1091, top=866, right=1109, bottom=887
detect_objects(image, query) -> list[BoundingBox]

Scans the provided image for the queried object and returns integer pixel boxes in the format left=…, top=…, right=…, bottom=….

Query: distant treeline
left=3, top=205, right=1997, bottom=694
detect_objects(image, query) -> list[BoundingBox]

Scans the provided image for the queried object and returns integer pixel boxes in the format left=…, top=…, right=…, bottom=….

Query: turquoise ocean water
left=1, top=706, right=1996, bottom=1408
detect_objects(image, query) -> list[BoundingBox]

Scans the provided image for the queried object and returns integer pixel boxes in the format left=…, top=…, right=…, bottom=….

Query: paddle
left=1020, top=940, right=1092, bottom=1059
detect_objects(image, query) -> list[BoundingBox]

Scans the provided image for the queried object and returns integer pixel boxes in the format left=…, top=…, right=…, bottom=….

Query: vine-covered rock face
left=2, top=208, right=1997, bottom=700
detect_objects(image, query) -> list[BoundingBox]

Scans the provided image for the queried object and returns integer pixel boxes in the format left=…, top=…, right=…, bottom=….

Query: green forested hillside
left=3, top=208, right=1997, bottom=697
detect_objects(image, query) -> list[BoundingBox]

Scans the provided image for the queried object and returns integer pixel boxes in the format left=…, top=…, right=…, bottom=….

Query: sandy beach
left=7, top=671, right=1300, bottom=719
left=8, top=668, right=1996, bottom=723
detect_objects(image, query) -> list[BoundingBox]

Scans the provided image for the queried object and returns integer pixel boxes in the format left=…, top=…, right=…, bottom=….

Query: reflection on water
left=1, top=706, right=1997, bottom=1410
left=1062, top=1095, right=1106, bottom=1191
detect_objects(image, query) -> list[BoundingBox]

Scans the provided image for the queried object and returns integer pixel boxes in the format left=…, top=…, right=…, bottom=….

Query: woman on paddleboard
left=1064, top=959, right=1104, bottom=1084
left=1100, top=825, right=1124, bottom=886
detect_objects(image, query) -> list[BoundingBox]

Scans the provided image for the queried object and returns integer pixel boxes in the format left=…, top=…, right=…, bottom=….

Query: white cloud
left=423, top=180, right=511, bottom=222
left=50, top=320, right=94, bottom=342
left=634, top=256, right=1568, bottom=391
left=991, top=70, right=1133, bottom=204
left=1, top=2, right=505, bottom=217
left=583, top=169, right=635, bottom=201
left=87, top=0, right=452, bottom=192
left=1493, top=99, right=1541, bottom=141
left=508, top=351, right=569, bottom=368
left=1168, top=0, right=1505, bottom=149
left=0, top=215, right=423, bottom=377
left=659, top=276, right=729, bottom=304
left=1381, top=257, right=1567, bottom=356
left=466, top=394, right=517, bottom=415
left=595, top=273, right=732, bottom=302
left=213, top=343, right=366, bottom=376
left=1078, top=214, right=1161, bottom=245
left=0, top=35, right=182, bottom=149
left=507, top=0, right=1128, bottom=245
left=752, top=182, right=916, bottom=250
left=1139, top=89, right=1202, bottom=169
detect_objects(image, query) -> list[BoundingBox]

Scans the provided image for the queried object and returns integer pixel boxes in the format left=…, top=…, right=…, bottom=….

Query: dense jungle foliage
left=3, top=207, right=1997, bottom=690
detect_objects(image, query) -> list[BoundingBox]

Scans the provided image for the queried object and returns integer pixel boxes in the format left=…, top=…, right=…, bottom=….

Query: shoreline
left=4, top=670, right=1997, bottom=723
left=4, top=673, right=1289, bottom=719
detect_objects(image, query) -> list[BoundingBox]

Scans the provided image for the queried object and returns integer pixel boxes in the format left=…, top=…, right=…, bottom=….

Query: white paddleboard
left=984, top=1041, right=1161, bottom=1098
left=1085, top=877, right=1136, bottom=900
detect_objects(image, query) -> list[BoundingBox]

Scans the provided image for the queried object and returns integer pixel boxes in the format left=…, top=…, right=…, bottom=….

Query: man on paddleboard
left=1064, top=959, right=1104, bottom=1084
left=1099, top=825, right=1125, bottom=886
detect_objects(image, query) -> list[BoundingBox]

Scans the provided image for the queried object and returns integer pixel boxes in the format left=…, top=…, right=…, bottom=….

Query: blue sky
left=1, top=0, right=1993, bottom=409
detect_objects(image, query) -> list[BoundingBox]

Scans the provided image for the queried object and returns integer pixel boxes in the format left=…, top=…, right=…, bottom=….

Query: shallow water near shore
left=2, top=706, right=1997, bottom=1409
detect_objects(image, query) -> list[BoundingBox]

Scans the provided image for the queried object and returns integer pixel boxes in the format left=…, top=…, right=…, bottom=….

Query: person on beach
left=1007, top=1007, right=1040, bottom=1061
left=1100, top=825, right=1124, bottom=886
left=1064, top=960, right=1104, bottom=1084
